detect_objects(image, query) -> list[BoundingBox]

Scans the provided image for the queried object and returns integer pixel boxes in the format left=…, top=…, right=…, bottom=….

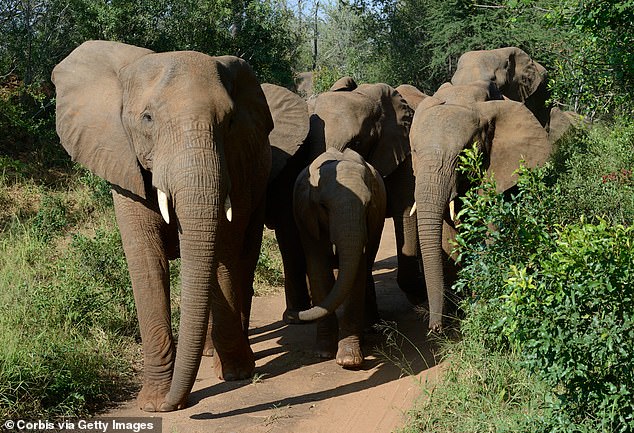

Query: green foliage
left=506, top=0, right=634, bottom=117
left=548, top=120, right=634, bottom=226
left=505, top=222, right=634, bottom=431
left=350, top=0, right=559, bottom=92
left=443, top=121, right=634, bottom=432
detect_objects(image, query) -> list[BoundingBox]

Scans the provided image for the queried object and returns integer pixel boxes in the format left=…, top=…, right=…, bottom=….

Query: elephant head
left=451, top=47, right=550, bottom=127
left=52, top=41, right=272, bottom=410
left=307, top=81, right=413, bottom=178
left=410, top=82, right=551, bottom=331
left=293, top=148, right=386, bottom=322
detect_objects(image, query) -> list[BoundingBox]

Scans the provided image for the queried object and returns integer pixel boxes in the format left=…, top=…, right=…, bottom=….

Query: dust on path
left=106, top=220, right=441, bottom=433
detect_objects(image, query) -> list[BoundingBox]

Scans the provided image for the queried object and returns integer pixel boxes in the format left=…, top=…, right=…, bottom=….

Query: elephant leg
left=337, top=262, right=366, bottom=369
left=384, top=158, right=426, bottom=303
left=211, top=215, right=256, bottom=381
left=364, top=223, right=384, bottom=329
left=203, top=318, right=214, bottom=357
left=275, top=214, right=311, bottom=323
left=393, top=213, right=426, bottom=304
left=238, top=202, right=266, bottom=334
left=113, top=189, right=175, bottom=412
left=304, top=239, right=338, bottom=358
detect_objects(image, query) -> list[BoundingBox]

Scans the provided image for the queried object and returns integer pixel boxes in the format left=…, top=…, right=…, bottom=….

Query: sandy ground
left=106, top=220, right=441, bottom=433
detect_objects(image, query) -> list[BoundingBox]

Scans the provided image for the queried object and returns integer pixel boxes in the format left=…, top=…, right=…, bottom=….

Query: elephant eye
left=142, top=112, right=153, bottom=123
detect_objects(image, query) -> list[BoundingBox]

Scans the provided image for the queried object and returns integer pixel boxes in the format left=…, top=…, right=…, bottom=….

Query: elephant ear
left=477, top=100, right=551, bottom=192
left=395, top=84, right=429, bottom=110
left=500, top=47, right=548, bottom=103
left=261, top=83, right=309, bottom=181
left=52, top=40, right=153, bottom=198
left=355, top=83, right=413, bottom=177
left=330, top=76, right=358, bottom=92
left=216, top=56, right=274, bottom=166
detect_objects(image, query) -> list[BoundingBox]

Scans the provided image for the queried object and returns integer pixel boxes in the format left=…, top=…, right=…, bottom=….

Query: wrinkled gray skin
left=411, top=81, right=551, bottom=332
left=294, top=148, right=386, bottom=368
left=52, top=41, right=273, bottom=411
left=263, top=79, right=421, bottom=324
left=452, top=47, right=551, bottom=127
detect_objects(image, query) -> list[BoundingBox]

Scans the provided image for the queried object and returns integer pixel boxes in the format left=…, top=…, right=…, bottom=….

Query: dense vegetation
left=403, top=121, right=633, bottom=432
left=1, top=0, right=632, bottom=427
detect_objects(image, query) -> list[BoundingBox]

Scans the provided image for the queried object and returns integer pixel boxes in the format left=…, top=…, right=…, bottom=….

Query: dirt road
left=107, top=220, right=441, bottom=432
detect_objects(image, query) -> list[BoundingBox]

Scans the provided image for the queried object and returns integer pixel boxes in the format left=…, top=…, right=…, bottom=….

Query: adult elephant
left=52, top=41, right=273, bottom=411
left=451, top=47, right=550, bottom=127
left=410, top=81, right=551, bottom=332
left=263, top=79, right=422, bottom=323
left=294, top=148, right=386, bottom=368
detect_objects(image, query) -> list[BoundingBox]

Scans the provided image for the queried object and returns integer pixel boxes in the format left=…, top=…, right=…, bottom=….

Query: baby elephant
left=293, top=148, right=386, bottom=368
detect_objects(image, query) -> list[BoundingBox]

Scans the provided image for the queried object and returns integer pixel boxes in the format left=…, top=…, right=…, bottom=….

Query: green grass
left=399, top=334, right=550, bottom=433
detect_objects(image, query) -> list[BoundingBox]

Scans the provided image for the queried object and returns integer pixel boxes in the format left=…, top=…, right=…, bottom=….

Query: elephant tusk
left=409, top=202, right=417, bottom=217
left=157, top=189, right=170, bottom=224
left=225, top=195, right=233, bottom=222
left=449, top=200, right=456, bottom=222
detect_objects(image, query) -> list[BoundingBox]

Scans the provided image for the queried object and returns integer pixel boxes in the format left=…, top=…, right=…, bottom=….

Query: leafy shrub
left=504, top=221, right=634, bottom=432
left=451, top=125, right=634, bottom=432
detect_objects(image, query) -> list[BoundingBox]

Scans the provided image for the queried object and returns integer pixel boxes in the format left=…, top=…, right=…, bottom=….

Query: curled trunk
left=299, top=233, right=364, bottom=322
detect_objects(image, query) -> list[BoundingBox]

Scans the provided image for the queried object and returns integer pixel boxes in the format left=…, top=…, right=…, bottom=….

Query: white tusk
left=225, top=195, right=232, bottom=222
left=449, top=200, right=456, bottom=222
left=157, top=189, right=170, bottom=224
left=409, top=202, right=417, bottom=217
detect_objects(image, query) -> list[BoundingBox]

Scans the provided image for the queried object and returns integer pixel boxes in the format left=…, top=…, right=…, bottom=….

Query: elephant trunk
left=299, top=223, right=365, bottom=322
left=416, top=167, right=453, bottom=332
left=162, top=147, right=226, bottom=409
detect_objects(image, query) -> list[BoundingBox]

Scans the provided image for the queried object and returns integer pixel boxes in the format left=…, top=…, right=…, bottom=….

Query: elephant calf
left=293, top=148, right=386, bottom=368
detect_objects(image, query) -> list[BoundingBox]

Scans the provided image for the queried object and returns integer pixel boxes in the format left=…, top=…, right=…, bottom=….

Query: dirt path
left=107, top=220, right=441, bottom=433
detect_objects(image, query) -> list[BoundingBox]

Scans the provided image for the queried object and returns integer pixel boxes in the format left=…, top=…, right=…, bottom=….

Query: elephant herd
left=51, top=40, right=569, bottom=411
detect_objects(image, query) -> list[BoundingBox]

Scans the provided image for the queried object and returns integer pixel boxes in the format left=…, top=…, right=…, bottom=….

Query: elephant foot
left=315, top=314, right=338, bottom=358
left=137, top=382, right=185, bottom=412
left=315, top=338, right=337, bottom=359
left=213, top=345, right=255, bottom=381
left=336, top=336, right=363, bottom=369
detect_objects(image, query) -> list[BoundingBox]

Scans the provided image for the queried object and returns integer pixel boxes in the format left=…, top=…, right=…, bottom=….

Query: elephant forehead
left=314, top=92, right=379, bottom=148
left=123, top=52, right=227, bottom=98
left=121, top=52, right=233, bottom=120
left=412, top=105, right=480, bottom=150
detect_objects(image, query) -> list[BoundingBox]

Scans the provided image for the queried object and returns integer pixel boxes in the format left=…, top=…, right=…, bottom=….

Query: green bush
left=548, top=120, right=634, bottom=226
left=504, top=221, right=634, bottom=431
left=449, top=124, right=634, bottom=432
